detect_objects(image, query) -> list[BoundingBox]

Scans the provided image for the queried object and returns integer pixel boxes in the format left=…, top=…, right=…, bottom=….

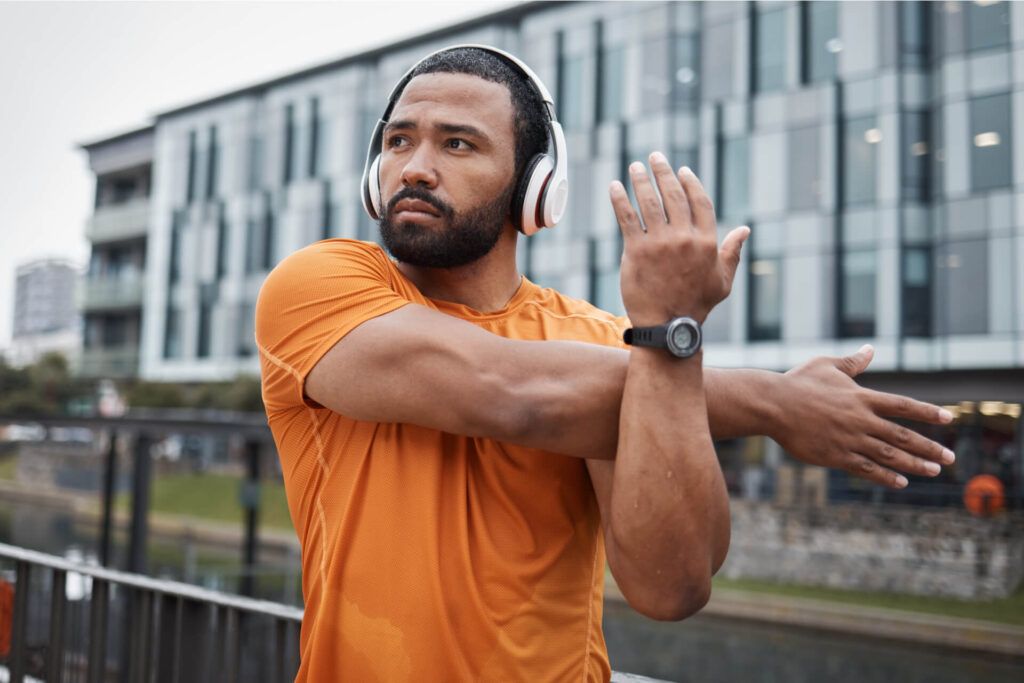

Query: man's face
left=377, top=72, right=518, bottom=269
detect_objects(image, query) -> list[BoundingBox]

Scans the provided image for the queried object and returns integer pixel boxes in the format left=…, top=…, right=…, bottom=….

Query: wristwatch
left=623, top=316, right=702, bottom=358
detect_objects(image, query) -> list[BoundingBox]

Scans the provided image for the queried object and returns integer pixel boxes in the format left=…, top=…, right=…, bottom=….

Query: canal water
left=2, top=498, right=1022, bottom=682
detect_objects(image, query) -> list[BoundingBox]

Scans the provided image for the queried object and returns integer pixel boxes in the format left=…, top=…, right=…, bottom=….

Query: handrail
left=0, top=543, right=302, bottom=622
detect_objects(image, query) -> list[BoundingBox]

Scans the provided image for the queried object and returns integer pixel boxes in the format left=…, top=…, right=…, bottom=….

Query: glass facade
left=843, top=115, right=879, bottom=206
left=804, top=0, right=838, bottom=83
left=753, top=6, right=787, bottom=93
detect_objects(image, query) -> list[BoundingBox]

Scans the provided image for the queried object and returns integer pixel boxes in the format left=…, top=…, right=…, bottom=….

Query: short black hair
left=396, top=47, right=549, bottom=179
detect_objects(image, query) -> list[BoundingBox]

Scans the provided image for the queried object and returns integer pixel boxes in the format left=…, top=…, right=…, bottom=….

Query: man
left=256, top=46, right=954, bottom=681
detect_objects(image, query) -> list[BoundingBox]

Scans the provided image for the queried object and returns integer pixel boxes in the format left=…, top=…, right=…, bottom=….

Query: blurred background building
left=78, top=0, right=1022, bottom=504
left=7, top=258, right=80, bottom=367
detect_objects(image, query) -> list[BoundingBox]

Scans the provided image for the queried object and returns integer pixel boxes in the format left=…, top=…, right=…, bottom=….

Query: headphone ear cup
left=367, top=155, right=383, bottom=219
left=513, top=154, right=554, bottom=236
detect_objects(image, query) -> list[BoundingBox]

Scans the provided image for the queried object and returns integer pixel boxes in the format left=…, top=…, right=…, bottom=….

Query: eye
left=385, top=134, right=409, bottom=149
left=445, top=138, right=474, bottom=151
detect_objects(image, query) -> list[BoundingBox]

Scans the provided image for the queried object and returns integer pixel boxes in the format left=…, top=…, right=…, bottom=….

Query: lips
left=394, top=198, right=440, bottom=216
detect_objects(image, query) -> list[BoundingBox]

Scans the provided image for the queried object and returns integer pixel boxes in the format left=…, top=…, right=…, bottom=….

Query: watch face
left=666, top=317, right=701, bottom=357
left=670, top=324, right=694, bottom=351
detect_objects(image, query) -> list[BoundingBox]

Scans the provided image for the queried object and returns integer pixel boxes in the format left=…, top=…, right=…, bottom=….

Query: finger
left=677, top=166, right=716, bottom=237
left=845, top=452, right=909, bottom=489
left=719, top=225, right=751, bottom=288
left=860, top=435, right=943, bottom=478
left=868, top=390, right=955, bottom=425
left=609, top=181, right=643, bottom=240
left=833, top=344, right=874, bottom=377
left=628, top=161, right=668, bottom=233
left=648, top=151, right=692, bottom=227
left=870, top=419, right=956, bottom=466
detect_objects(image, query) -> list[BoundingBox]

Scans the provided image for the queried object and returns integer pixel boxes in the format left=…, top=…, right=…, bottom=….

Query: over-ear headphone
left=360, top=44, right=568, bottom=236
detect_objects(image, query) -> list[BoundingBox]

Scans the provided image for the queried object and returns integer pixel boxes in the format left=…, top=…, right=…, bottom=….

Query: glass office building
left=81, top=1, right=1023, bottom=503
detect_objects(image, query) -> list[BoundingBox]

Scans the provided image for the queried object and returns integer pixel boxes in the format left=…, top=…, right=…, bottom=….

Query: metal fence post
left=99, top=430, right=118, bottom=567
left=240, top=440, right=262, bottom=597
left=128, top=432, right=153, bottom=575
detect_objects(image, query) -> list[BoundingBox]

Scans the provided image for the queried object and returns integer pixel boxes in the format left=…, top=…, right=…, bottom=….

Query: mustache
left=384, top=186, right=454, bottom=218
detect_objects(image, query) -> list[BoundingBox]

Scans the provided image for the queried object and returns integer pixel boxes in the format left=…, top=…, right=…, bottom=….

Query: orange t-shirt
left=256, top=239, right=627, bottom=682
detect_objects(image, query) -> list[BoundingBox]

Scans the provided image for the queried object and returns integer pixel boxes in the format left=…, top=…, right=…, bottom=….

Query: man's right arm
left=305, top=302, right=627, bottom=460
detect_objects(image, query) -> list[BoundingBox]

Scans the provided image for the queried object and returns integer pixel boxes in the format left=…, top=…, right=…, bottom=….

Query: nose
left=399, top=144, right=438, bottom=189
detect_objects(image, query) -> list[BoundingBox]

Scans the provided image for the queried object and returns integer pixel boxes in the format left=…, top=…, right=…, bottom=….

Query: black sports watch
left=623, top=316, right=702, bottom=358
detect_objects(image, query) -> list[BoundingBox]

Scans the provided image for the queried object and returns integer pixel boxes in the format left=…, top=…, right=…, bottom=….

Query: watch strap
left=623, top=325, right=668, bottom=349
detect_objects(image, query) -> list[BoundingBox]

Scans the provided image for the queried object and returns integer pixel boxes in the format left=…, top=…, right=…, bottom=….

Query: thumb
left=836, top=344, right=874, bottom=378
left=719, top=225, right=751, bottom=286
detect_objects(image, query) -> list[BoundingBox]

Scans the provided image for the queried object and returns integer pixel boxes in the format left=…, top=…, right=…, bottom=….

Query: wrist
left=757, top=370, right=789, bottom=441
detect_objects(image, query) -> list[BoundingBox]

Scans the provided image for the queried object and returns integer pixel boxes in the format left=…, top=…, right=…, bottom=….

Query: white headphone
left=360, top=44, right=568, bottom=236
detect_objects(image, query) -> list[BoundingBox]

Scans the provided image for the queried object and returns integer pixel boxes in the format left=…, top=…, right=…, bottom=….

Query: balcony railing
left=85, top=199, right=149, bottom=244
left=0, top=543, right=664, bottom=683
left=0, top=542, right=303, bottom=683
left=75, top=346, right=140, bottom=379
left=78, top=274, right=144, bottom=312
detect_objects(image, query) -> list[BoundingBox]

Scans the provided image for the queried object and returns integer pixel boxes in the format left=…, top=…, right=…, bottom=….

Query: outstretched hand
left=773, top=345, right=955, bottom=489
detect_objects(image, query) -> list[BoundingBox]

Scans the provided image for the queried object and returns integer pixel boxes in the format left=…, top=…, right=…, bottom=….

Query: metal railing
left=85, top=200, right=149, bottom=245
left=0, top=542, right=302, bottom=683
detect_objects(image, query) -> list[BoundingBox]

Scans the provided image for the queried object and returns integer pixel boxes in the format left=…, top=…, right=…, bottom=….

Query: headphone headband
left=360, top=44, right=569, bottom=236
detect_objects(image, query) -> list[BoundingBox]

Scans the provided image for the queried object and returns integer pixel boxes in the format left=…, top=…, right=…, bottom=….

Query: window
left=185, top=130, right=197, bottom=203
left=262, top=201, right=276, bottom=270
left=788, top=126, right=822, bottom=211
left=308, top=97, right=320, bottom=178
left=321, top=180, right=335, bottom=241
left=717, top=137, right=749, bottom=223
left=966, top=0, right=1010, bottom=52
left=237, top=303, right=256, bottom=357
left=672, top=34, right=700, bottom=109
left=969, top=93, right=1012, bottom=192
left=899, top=1, right=930, bottom=68
left=215, top=203, right=228, bottom=279
left=670, top=146, right=700, bottom=182
left=247, top=136, right=263, bottom=192
left=803, top=1, right=838, bottom=83
left=558, top=53, right=585, bottom=130
left=283, top=103, right=295, bottom=185
left=839, top=250, right=876, bottom=337
left=163, top=307, right=181, bottom=359
left=598, top=43, right=625, bottom=123
left=901, top=247, right=932, bottom=337
left=206, top=125, right=218, bottom=200
left=842, top=115, right=879, bottom=206
left=753, top=7, right=787, bottom=93
left=197, top=284, right=216, bottom=359
left=588, top=238, right=624, bottom=316
left=901, top=111, right=930, bottom=202
left=640, top=36, right=672, bottom=113
left=747, top=222, right=782, bottom=341
left=936, top=239, right=987, bottom=334
left=702, top=21, right=735, bottom=100
left=168, top=211, right=183, bottom=285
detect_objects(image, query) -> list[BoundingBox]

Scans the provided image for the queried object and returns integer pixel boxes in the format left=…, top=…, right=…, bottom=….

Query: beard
left=378, top=181, right=515, bottom=269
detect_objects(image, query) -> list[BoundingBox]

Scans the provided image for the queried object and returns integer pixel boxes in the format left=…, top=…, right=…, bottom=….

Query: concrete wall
left=722, top=500, right=1024, bottom=599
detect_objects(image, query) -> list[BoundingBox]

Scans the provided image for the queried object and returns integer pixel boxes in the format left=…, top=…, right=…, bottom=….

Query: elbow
left=626, top=577, right=712, bottom=622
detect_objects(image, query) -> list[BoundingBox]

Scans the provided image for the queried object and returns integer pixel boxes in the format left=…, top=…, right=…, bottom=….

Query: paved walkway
left=605, top=578, right=1024, bottom=658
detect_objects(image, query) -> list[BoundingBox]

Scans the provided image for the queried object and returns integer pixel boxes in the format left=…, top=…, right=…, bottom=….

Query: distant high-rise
left=8, top=258, right=80, bottom=367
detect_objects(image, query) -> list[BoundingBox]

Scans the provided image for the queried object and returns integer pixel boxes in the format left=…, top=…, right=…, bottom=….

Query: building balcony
left=78, top=273, right=144, bottom=312
left=85, top=198, right=149, bottom=244
left=75, top=345, right=140, bottom=378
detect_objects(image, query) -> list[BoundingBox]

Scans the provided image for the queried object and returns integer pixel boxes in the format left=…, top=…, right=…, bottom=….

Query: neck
left=396, top=227, right=522, bottom=313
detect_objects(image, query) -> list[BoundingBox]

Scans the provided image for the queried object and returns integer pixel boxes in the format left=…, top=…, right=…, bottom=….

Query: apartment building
left=7, top=258, right=80, bottom=367
left=79, top=126, right=153, bottom=378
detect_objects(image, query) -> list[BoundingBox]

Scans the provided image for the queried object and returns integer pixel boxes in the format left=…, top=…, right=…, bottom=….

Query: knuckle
left=894, top=427, right=911, bottom=445
left=896, top=397, right=911, bottom=414
left=695, top=195, right=714, bottom=212
left=879, top=444, right=896, bottom=462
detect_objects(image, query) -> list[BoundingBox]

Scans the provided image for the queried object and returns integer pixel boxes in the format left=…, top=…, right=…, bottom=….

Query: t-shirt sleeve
left=255, top=241, right=410, bottom=413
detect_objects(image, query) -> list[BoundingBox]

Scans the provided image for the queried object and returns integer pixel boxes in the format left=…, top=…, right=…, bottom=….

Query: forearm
left=507, top=342, right=781, bottom=458
left=604, top=349, right=730, bottom=619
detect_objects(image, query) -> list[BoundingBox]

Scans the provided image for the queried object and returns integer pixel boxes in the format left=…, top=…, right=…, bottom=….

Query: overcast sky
left=0, top=0, right=518, bottom=349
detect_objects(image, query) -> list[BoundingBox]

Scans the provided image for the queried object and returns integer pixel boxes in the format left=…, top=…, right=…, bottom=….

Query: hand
left=771, top=345, right=956, bottom=489
left=609, top=152, right=750, bottom=326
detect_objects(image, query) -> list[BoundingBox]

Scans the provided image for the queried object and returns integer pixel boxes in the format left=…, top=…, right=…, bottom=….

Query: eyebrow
left=384, top=119, right=492, bottom=143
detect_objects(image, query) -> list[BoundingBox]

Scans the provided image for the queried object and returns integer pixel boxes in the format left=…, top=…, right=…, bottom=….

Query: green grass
left=711, top=575, right=1024, bottom=627
left=118, top=472, right=294, bottom=532
left=0, top=456, right=15, bottom=480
